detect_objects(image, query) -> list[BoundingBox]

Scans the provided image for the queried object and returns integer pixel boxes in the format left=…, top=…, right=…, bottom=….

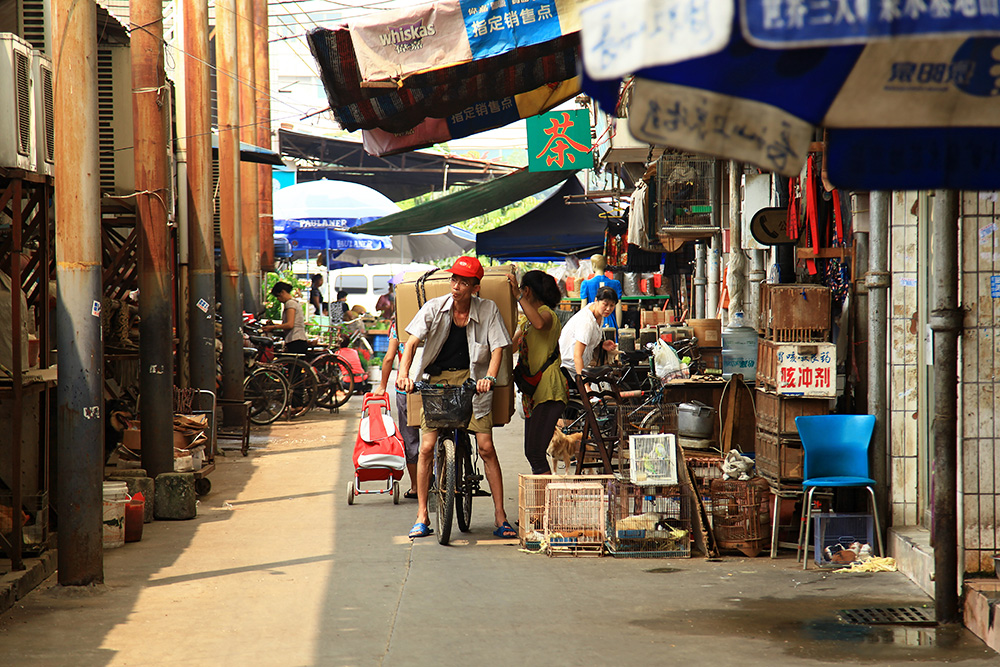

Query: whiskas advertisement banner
left=350, top=0, right=591, bottom=83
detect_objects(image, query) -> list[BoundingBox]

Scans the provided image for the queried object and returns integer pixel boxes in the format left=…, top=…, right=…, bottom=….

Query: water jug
left=722, top=312, right=758, bottom=381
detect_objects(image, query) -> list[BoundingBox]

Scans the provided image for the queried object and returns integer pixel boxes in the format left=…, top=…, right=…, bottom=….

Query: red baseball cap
left=446, top=256, right=484, bottom=280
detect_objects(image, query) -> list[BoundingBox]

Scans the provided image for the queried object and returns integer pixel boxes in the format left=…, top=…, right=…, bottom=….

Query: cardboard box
left=406, top=383, right=514, bottom=428
left=396, top=265, right=518, bottom=344
left=687, top=318, right=722, bottom=347
left=640, top=309, right=676, bottom=327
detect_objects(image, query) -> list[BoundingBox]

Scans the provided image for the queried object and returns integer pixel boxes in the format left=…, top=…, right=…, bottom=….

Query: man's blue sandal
left=493, top=521, right=516, bottom=538
left=408, top=522, right=433, bottom=538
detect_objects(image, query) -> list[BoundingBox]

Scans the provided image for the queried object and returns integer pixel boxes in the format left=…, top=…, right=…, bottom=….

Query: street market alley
left=0, top=399, right=998, bottom=666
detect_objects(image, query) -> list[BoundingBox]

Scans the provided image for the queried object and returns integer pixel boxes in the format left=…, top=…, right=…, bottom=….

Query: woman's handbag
left=512, top=347, right=559, bottom=397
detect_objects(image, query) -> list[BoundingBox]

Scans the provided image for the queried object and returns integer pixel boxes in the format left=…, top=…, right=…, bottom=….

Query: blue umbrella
left=273, top=179, right=397, bottom=254
left=580, top=1, right=1000, bottom=190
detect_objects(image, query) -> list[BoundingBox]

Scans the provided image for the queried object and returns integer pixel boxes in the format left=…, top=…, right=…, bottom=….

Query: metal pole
left=217, top=0, right=245, bottom=401
left=175, top=8, right=190, bottom=390
left=853, top=230, right=869, bottom=413
left=54, top=0, right=103, bottom=584
left=726, top=161, right=746, bottom=324
left=254, top=0, right=274, bottom=273
left=749, top=250, right=766, bottom=330
left=867, top=191, right=890, bottom=548
left=707, top=159, right=723, bottom=317
left=693, top=241, right=706, bottom=319
left=131, top=0, right=174, bottom=479
left=185, top=0, right=216, bottom=394
left=238, top=0, right=259, bottom=313
left=930, top=189, right=960, bottom=624
left=9, top=180, right=23, bottom=572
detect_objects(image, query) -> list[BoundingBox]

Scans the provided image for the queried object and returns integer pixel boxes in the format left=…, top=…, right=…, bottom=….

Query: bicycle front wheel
left=455, top=432, right=474, bottom=533
left=434, top=436, right=456, bottom=545
left=244, top=368, right=289, bottom=425
left=313, top=353, right=355, bottom=409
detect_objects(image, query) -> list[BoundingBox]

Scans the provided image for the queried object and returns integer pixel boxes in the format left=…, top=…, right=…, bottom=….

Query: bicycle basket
left=417, top=379, right=475, bottom=429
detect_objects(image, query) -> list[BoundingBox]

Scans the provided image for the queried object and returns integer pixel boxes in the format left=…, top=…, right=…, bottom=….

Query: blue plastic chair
left=795, top=415, right=884, bottom=569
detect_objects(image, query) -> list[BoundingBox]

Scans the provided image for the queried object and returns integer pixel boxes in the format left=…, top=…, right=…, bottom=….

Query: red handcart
left=348, top=393, right=406, bottom=505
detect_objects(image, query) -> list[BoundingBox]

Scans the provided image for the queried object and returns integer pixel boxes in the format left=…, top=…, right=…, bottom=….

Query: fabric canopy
left=476, top=176, right=607, bottom=260
left=353, top=168, right=577, bottom=235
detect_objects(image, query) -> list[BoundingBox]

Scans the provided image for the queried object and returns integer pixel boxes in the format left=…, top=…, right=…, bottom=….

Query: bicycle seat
left=581, top=366, right=617, bottom=380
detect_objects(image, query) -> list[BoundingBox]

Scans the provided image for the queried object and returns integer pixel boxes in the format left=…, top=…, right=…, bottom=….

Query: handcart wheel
left=347, top=481, right=355, bottom=506
left=393, top=481, right=400, bottom=505
left=195, top=478, right=211, bottom=496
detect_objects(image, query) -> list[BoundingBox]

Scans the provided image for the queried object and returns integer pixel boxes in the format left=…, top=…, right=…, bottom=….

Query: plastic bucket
left=102, top=481, right=129, bottom=549
left=124, top=492, right=144, bottom=543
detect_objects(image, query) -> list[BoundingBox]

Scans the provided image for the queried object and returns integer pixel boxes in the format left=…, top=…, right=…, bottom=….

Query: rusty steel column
left=217, top=0, right=245, bottom=401
left=254, top=0, right=274, bottom=272
left=131, top=0, right=174, bottom=478
left=53, top=0, right=104, bottom=584
left=184, top=0, right=216, bottom=393
left=238, top=0, right=259, bottom=313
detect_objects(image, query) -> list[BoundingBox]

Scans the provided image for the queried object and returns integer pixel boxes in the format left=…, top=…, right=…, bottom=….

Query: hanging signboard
left=527, top=109, right=595, bottom=172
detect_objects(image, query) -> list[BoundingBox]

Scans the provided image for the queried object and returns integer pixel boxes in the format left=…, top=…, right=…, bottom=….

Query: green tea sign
left=527, top=109, right=594, bottom=172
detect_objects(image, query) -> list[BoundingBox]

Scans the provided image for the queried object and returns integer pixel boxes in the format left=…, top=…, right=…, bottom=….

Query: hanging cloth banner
left=741, top=0, right=1000, bottom=47
left=349, top=0, right=588, bottom=83
left=362, top=78, right=580, bottom=157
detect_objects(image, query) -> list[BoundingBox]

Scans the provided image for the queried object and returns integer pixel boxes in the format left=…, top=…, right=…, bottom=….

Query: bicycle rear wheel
left=455, top=432, right=474, bottom=533
left=313, top=353, right=355, bottom=409
left=434, top=436, right=455, bottom=545
left=243, top=367, right=289, bottom=425
left=275, top=357, right=318, bottom=418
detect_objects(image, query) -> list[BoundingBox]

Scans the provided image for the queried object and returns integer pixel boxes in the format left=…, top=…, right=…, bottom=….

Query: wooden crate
left=756, top=340, right=836, bottom=397
left=755, top=389, right=830, bottom=435
left=759, top=283, right=830, bottom=342
left=755, top=428, right=804, bottom=483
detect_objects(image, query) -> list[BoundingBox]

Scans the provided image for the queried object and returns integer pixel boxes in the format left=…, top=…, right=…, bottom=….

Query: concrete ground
left=0, top=395, right=998, bottom=666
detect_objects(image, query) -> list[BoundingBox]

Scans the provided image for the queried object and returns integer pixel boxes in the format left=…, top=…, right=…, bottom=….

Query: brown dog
left=547, top=430, right=582, bottom=475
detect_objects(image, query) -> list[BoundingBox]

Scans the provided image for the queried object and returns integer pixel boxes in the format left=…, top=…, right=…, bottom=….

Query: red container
left=125, top=492, right=144, bottom=543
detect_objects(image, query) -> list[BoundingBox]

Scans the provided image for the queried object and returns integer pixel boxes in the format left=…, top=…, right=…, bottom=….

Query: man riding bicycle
left=395, top=256, right=516, bottom=539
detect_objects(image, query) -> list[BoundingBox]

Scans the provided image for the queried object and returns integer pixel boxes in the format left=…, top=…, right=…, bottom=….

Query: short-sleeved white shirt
left=559, top=305, right=602, bottom=377
left=405, top=294, right=511, bottom=418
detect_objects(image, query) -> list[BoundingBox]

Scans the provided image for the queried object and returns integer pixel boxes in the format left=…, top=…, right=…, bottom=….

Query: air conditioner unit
left=31, top=49, right=52, bottom=177
left=0, top=32, right=36, bottom=172
left=19, top=0, right=52, bottom=58
left=96, top=43, right=134, bottom=197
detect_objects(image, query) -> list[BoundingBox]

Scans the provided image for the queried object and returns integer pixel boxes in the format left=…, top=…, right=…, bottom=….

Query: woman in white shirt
left=559, top=286, right=619, bottom=378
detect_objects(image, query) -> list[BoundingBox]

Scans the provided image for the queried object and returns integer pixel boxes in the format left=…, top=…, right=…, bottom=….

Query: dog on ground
left=547, top=430, right=581, bottom=475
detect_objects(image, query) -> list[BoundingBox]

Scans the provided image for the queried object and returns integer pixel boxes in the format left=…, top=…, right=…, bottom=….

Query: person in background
left=374, top=279, right=419, bottom=499
left=264, top=281, right=308, bottom=355
left=511, top=271, right=567, bottom=475
left=395, top=256, right=514, bottom=539
left=559, top=286, right=619, bottom=379
left=578, top=254, right=623, bottom=329
left=309, top=273, right=326, bottom=318
left=329, top=289, right=349, bottom=324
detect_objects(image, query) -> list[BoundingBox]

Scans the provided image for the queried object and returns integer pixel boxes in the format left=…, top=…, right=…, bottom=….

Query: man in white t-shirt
left=559, top=286, right=619, bottom=378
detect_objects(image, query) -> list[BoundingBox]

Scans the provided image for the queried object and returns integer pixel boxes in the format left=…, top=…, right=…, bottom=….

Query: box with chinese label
left=757, top=341, right=836, bottom=398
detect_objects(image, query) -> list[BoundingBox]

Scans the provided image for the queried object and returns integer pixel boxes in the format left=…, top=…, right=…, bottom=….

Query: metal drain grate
left=838, top=607, right=936, bottom=626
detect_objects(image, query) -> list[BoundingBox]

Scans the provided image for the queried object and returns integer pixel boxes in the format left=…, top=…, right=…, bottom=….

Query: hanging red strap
left=787, top=177, right=799, bottom=239
left=831, top=188, right=844, bottom=245
left=804, top=155, right=820, bottom=275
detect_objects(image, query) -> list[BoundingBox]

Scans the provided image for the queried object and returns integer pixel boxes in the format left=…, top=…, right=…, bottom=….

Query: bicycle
left=242, top=348, right=291, bottom=426
left=245, top=324, right=322, bottom=418
left=417, top=379, right=487, bottom=545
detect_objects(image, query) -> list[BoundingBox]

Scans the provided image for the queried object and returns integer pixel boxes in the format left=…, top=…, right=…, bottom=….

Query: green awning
left=352, top=168, right=577, bottom=235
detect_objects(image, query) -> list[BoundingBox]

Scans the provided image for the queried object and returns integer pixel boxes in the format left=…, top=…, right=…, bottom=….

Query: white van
left=302, top=263, right=435, bottom=315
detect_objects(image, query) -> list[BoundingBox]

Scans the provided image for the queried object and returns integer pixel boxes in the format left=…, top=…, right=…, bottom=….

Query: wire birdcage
left=654, top=153, right=715, bottom=232
left=544, top=482, right=607, bottom=557
left=606, top=478, right=691, bottom=558
left=709, top=478, right=772, bottom=558
left=518, top=474, right=613, bottom=550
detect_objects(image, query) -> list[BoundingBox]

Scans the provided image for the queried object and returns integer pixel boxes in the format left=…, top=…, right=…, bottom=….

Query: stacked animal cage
left=518, top=474, right=613, bottom=550
left=651, top=152, right=716, bottom=242
left=616, top=392, right=678, bottom=480
left=709, top=478, right=772, bottom=558
left=606, top=478, right=691, bottom=558
left=544, top=482, right=608, bottom=557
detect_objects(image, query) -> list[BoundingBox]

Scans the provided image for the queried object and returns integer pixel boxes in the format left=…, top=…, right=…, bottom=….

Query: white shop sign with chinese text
left=775, top=343, right=836, bottom=398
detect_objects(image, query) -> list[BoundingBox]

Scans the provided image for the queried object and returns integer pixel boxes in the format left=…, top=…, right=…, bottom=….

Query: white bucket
left=102, top=481, right=129, bottom=549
